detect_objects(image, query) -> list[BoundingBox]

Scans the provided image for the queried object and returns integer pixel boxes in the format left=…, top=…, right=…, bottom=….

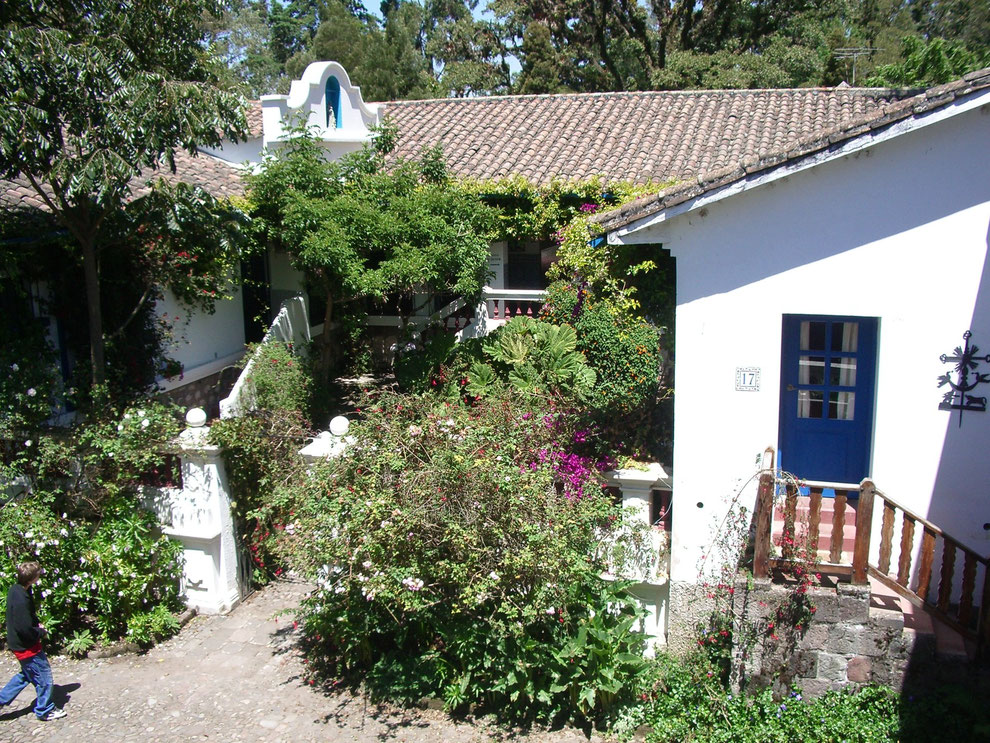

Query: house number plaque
left=735, top=367, right=761, bottom=391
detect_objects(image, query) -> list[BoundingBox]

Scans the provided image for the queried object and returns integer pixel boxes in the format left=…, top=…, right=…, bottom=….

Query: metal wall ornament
left=937, top=330, right=990, bottom=426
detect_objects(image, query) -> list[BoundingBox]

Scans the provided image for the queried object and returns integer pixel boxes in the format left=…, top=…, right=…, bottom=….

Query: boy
left=0, top=561, right=66, bottom=720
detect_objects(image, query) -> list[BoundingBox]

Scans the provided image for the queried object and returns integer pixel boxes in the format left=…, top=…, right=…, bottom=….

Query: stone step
left=868, top=575, right=974, bottom=662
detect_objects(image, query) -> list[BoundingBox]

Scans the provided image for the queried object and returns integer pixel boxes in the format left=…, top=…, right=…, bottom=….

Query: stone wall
left=728, top=577, right=929, bottom=698
left=160, top=368, right=239, bottom=420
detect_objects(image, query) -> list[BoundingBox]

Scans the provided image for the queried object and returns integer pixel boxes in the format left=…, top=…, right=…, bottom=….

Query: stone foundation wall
left=160, top=368, right=239, bottom=420
left=728, top=578, right=927, bottom=698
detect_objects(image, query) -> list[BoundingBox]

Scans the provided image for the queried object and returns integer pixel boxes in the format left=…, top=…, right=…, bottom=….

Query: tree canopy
left=0, top=0, right=249, bottom=391
left=248, top=122, right=496, bottom=381
left=210, top=0, right=987, bottom=98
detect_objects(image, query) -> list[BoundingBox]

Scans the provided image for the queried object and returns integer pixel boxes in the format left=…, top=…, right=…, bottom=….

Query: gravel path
left=0, top=579, right=602, bottom=742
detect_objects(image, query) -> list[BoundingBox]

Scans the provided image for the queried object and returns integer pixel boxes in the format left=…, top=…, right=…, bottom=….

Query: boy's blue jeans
left=0, top=651, right=55, bottom=718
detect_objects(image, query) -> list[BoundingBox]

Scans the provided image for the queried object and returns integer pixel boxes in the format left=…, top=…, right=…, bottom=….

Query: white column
left=161, top=408, right=243, bottom=614
left=606, top=463, right=672, bottom=653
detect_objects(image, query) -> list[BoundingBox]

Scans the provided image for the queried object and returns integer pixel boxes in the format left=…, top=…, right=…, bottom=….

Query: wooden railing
left=753, top=447, right=990, bottom=652
left=871, top=492, right=990, bottom=648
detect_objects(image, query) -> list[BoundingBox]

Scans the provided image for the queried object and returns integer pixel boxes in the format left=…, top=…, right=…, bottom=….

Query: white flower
left=124, top=413, right=131, bottom=419
left=545, top=607, right=556, bottom=615
left=407, top=424, right=422, bottom=436
left=141, top=419, right=150, bottom=428
left=117, top=424, right=124, bottom=432
left=10, top=363, right=19, bottom=372
left=24, top=531, right=33, bottom=539
left=489, top=571, right=499, bottom=581
left=401, top=577, right=424, bottom=592
left=24, top=440, right=32, bottom=447
left=137, top=409, right=145, bottom=417
left=27, top=388, right=36, bottom=397
left=362, top=560, right=372, bottom=569
left=60, top=528, right=68, bottom=537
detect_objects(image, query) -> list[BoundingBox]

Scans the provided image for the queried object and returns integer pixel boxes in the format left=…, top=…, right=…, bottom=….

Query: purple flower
left=579, top=203, right=598, bottom=213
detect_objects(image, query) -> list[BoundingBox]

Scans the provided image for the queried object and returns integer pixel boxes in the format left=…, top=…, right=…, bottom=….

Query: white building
left=595, top=70, right=990, bottom=643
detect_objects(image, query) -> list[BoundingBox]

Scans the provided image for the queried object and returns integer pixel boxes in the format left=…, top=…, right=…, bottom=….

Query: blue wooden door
left=779, top=315, right=878, bottom=483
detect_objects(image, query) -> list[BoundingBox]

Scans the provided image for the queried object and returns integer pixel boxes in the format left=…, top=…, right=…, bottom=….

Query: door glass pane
left=828, top=391, right=855, bottom=420
left=830, top=357, right=857, bottom=387
left=801, top=321, right=826, bottom=351
left=798, top=390, right=824, bottom=418
left=831, top=322, right=858, bottom=352
left=799, top=356, right=825, bottom=385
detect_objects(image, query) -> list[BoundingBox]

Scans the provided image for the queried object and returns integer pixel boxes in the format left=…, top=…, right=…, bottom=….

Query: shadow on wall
left=678, top=112, right=990, bottom=305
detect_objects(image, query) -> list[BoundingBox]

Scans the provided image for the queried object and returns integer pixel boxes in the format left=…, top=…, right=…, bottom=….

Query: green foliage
left=261, top=391, right=652, bottom=724
left=241, top=340, right=311, bottom=416
left=248, top=124, right=496, bottom=381
left=209, top=343, right=313, bottom=584
left=541, top=284, right=663, bottom=415
left=64, top=628, right=95, bottom=658
left=0, top=494, right=184, bottom=648
left=6, top=397, right=183, bottom=516
left=465, top=176, right=650, bottom=244
left=865, top=36, right=990, bottom=87
left=0, top=0, right=249, bottom=388
left=125, top=602, right=181, bottom=647
left=0, top=318, right=61, bottom=441
left=467, top=317, right=597, bottom=402
left=613, top=653, right=901, bottom=742
left=209, top=408, right=310, bottom=585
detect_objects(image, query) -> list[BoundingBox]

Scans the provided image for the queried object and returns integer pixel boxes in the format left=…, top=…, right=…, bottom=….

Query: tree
left=203, top=1, right=287, bottom=98
left=515, top=21, right=564, bottom=94
left=248, top=124, right=496, bottom=381
left=865, top=35, right=990, bottom=86
left=0, top=0, right=248, bottom=390
left=424, top=0, right=511, bottom=96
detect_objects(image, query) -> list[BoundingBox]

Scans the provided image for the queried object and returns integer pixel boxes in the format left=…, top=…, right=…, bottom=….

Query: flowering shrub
left=264, top=391, right=652, bottom=724
left=0, top=396, right=186, bottom=650
left=240, top=340, right=312, bottom=416
left=540, top=283, right=663, bottom=415
left=0, top=320, right=62, bottom=454
left=0, top=494, right=184, bottom=649
left=210, top=338, right=313, bottom=585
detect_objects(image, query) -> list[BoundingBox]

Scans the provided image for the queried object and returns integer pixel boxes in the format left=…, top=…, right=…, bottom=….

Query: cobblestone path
left=0, top=580, right=593, bottom=742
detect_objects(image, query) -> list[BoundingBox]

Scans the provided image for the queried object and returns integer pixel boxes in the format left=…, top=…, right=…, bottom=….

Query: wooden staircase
left=752, top=449, right=990, bottom=664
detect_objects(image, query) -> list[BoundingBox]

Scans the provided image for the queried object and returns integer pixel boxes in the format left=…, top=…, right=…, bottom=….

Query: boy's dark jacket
left=6, top=584, right=42, bottom=652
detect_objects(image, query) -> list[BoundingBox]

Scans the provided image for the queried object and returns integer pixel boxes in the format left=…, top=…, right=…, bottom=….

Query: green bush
left=243, top=340, right=311, bottom=416
left=614, top=653, right=901, bottom=742
left=0, top=494, right=184, bottom=649
left=269, top=391, right=653, bottom=725
left=540, top=282, right=663, bottom=414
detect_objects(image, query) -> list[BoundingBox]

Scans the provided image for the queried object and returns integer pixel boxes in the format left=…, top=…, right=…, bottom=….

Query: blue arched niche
left=325, top=76, right=342, bottom=129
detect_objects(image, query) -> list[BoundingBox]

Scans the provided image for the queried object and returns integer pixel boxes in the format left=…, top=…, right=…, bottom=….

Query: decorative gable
left=260, top=61, right=381, bottom=155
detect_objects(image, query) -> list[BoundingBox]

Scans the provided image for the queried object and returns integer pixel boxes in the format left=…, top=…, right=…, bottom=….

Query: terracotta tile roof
left=592, top=67, right=990, bottom=233
left=380, top=86, right=909, bottom=186
left=1, top=149, right=246, bottom=216
left=246, top=101, right=263, bottom=138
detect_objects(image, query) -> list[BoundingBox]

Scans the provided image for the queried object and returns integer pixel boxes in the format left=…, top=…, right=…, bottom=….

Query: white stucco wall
left=615, top=99, right=990, bottom=584
left=156, top=278, right=246, bottom=387
left=260, top=61, right=381, bottom=152
left=199, top=139, right=265, bottom=168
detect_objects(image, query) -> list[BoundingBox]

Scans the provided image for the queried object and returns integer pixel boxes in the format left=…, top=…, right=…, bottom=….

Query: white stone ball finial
left=186, top=407, right=208, bottom=428
left=329, top=415, right=349, bottom=436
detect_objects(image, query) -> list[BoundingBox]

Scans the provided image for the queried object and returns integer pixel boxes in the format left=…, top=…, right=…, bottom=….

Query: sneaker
left=39, top=708, right=67, bottom=721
